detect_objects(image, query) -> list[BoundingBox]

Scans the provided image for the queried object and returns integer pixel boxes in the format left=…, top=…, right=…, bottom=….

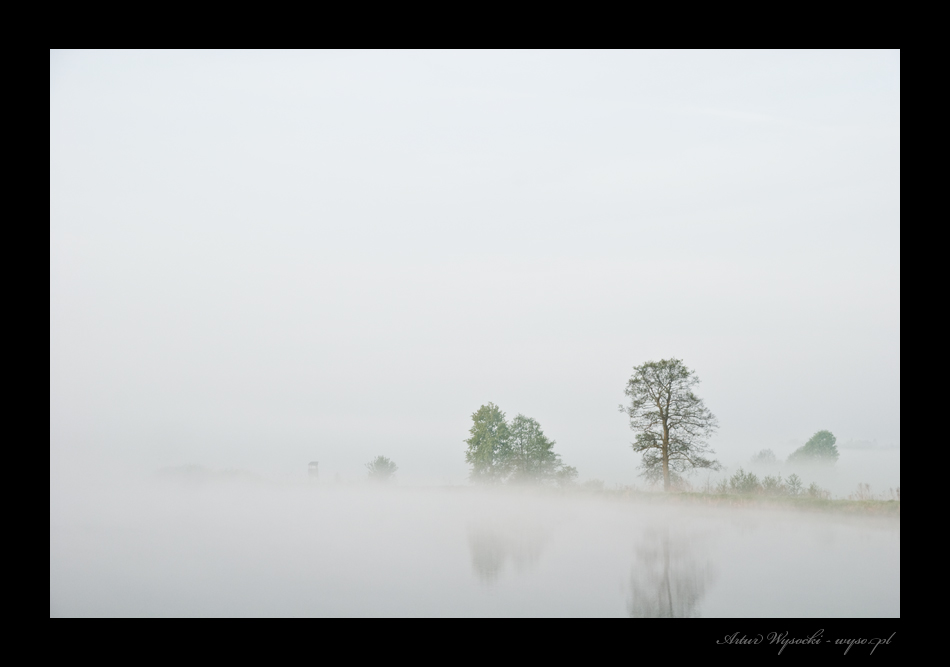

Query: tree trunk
left=662, top=419, right=671, bottom=492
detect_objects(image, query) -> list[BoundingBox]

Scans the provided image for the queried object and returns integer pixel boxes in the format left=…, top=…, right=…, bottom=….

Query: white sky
left=50, top=50, right=900, bottom=485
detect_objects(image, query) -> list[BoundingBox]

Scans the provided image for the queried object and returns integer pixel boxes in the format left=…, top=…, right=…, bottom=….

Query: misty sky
left=49, top=50, right=900, bottom=485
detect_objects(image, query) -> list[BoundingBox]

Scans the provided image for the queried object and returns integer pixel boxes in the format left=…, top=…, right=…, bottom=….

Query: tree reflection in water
left=468, top=521, right=546, bottom=585
left=628, top=525, right=714, bottom=617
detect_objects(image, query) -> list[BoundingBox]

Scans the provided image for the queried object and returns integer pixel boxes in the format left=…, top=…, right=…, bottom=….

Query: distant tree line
left=454, top=359, right=847, bottom=494
left=750, top=430, right=840, bottom=468
left=714, top=468, right=829, bottom=498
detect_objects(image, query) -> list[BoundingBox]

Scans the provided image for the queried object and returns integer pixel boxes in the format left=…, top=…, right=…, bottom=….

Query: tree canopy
left=464, top=404, right=576, bottom=485
left=620, top=358, right=720, bottom=490
left=365, top=455, right=398, bottom=482
left=464, top=403, right=512, bottom=483
left=787, top=430, right=839, bottom=465
left=508, top=414, right=566, bottom=484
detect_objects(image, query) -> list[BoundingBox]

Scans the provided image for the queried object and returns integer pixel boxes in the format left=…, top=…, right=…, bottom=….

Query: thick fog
left=51, top=51, right=898, bottom=616
left=50, top=50, right=899, bottom=486
left=50, top=481, right=898, bottom=617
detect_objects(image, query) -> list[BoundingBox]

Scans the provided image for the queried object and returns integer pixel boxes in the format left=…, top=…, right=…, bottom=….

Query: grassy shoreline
left=583, top=487, right=901, bottom=515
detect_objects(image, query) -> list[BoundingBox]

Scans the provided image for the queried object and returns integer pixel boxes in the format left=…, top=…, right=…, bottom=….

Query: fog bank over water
left=50, top=479, right=898, bottom=617
left=51, top=50, right=899, bottom=487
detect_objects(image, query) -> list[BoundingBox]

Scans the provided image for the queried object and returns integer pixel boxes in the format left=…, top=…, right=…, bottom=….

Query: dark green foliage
left=787, top=430, right=839, bottom=465
left=365, top=455, right=398, bottom=482
left=620, top=359, right=720, bottom=490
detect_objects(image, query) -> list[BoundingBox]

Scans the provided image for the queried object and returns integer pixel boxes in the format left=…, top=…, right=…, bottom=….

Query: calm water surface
left=49, top=483, right=899, bottom=617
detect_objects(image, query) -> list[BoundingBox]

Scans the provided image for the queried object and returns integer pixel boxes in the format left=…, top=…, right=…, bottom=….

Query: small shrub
left=849, top=482, right=874, bottom=501
left=555, top=465, right=579, bottom=487
left=806, top=482, right=830, bottom=499
left=761, top=474, right=784, bottom=496
left=671, top=477, right=694, bottom=492
left=729, top=468, right=761, bottom=494
left=785, top=474, right=803, bottom=496
left=581, top=479, right=606, bottom=492
left=365, top=455, right=398, bottom=482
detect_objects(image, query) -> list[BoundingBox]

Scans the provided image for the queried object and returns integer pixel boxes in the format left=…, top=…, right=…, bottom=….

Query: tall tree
left=464, top=403, right=511, bottom=483
left=507, top=414, right=560, bottom=484
left=620, top=358, right=720, bottom=491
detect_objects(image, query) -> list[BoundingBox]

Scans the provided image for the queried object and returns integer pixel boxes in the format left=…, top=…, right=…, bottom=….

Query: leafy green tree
left=365, top=455, right=398, bottom=482
left=787, top=430, right=839, bottom=465
left=620, top=358, right=720, bottom=491
left=507, top=414, right=561, bottom=484
left=464, top=403, right=512, bottom=483
left=464, top=405, right=577, bottom=485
